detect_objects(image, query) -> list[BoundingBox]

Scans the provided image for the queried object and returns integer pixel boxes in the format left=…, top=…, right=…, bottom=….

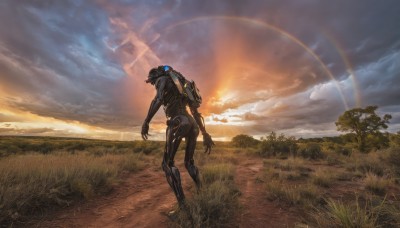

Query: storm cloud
left=0, top=0, right=399, bottom=140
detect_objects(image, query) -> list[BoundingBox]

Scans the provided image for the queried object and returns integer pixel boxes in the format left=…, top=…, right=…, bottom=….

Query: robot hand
left=203, top=132, right=215, bottom=154
left=141, top=122, right=150, bottom=140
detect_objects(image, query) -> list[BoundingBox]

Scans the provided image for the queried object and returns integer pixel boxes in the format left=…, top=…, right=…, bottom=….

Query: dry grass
left=193, top=149, right=239, bottom=167
left=248, top=141, right=400, bottom=227
left=264, top=157, right=312, bottom=182
left=266, top=180, right=319, bottom=207
left=336, top=171, right=357, bottom=181
left=2, top=136, right=399, bottom=227
left=272, top=157, right=310, bottom=172
left=312, top=169, right=335, bottom=188
left=346, top=152, right=387, bottom=177
left=312, top=197, right=400, bottom=228
left=201, top=163, right=235, bottom=185
left=364, top=172, right=391, bottom=195
left=173, top=163, right=239, bottom=227
left=0, top=152, right=144, bottom=225
left=312, top=198, right=377, bottom=228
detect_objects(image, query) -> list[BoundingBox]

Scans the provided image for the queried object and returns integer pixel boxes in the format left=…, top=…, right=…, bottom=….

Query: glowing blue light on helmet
left=163, top=65, right=171, bottom=71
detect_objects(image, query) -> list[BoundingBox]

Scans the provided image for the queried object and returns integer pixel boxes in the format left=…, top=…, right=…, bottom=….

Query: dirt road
left=33, top=156, right=298, bottom=228
left=236, top=159, right=298, bottom=228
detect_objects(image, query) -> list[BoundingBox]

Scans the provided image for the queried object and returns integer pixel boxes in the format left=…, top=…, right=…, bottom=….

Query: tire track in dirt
left=236, top=157, right=298, bottom=228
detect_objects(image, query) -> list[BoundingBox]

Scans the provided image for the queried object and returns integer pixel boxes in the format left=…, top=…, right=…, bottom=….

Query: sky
left=0, top=0, right=400, bottom=141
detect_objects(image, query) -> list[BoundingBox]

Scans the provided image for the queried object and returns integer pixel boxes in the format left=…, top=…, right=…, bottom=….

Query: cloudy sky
left=0, top=0, right=399, bottom=141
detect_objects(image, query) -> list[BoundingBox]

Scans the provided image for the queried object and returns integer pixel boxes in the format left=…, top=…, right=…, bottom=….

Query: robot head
left=146, top=65, right=173, bottom=85
left=163, top=65, right=171, bottom=71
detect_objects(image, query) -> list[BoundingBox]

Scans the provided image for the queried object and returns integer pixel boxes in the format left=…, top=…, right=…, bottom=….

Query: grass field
left=0, top=136, right=151, bottom=225
left=0, top=136, right=399, bottom=227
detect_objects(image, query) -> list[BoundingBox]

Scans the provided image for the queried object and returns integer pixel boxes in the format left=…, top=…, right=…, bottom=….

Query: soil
left=235, top=158, right=300, bottom=228
left=29, top=156, right=303, bottom=228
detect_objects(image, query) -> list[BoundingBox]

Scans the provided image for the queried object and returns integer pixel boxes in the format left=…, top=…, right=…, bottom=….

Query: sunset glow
left=1, top=1, right=399, bottom=140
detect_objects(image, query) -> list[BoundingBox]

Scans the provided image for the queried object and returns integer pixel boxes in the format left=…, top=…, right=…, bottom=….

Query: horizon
left=1, top=1, right=400, bottom=141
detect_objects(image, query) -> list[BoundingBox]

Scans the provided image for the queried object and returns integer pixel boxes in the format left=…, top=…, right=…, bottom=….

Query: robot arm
left=141, top=77, right=166, bottom=140
left=189, top=106, right=215, bottom=154
left=190, top=106, right=206, bottom=134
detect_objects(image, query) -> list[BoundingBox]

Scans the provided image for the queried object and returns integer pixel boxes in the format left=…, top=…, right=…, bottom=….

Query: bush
left=366, top=132, right=390, bottom=151
left=389, top=132, right=400, bottom=147
left=298, top=143, right=325, bottom=160
left=387, top=147, right=400, bottom=176
left=231, top=134, right=259, bottom=148
left=334, top=144, right=352, bottom=156
left=259, top=132, right=297, bottom=157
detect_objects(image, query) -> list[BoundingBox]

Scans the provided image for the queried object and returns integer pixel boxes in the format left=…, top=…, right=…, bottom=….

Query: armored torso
left=156, top=76, right=189, bottom=118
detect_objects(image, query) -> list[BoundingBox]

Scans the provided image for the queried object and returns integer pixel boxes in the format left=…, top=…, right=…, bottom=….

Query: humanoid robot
left=141, top=65, right=214, bottom=205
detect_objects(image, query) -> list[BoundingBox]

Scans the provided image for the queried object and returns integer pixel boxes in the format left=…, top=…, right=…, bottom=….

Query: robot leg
left=162, top=159, right=185, bottom=204
left=162, top=116, right=191, bottom=204
left=184, top=124, right=201, bottom=188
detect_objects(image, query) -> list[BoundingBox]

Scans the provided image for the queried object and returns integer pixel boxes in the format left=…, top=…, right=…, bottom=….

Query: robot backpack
left=165, top=66, right=202, bottom=108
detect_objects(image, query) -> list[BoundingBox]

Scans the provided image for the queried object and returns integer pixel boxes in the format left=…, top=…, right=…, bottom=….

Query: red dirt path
left=31, top=156, right=300, bottom=228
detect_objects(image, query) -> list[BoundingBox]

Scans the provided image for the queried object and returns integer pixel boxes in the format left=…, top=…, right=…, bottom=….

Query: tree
left=389, top=131, right=400, bottom=147
left=259, top=132, right=297, bottom=157
left=231, top=134, right=259, bottom=148
left=335, top=106, right=391, bottom=153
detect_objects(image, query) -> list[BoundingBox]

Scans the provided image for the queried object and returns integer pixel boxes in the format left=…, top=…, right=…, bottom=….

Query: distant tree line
left=231, top=105, right=397, bottom=156
left=231, top=131, right=324, bottom=159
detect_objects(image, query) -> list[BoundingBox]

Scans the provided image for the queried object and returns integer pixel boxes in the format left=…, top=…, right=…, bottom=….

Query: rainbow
left=323, top=31, right=361, bottom=107
left=140, top=16, right=351, bottom=109
left=166, top=16, right=349, bottom=109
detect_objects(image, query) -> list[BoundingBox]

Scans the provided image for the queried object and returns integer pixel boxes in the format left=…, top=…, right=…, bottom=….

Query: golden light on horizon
left=0, top=105, right=131, bottom=140
left=2, top=1, right=393, bottom=141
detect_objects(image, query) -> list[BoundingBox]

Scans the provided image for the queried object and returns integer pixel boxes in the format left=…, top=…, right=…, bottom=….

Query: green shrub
left=298, top=143, right=325, bottom=160
left=259, top=132, right=297, bottom=157
left=334, top=144, right=352, bottom=156
left=231, top=134, right=259, bottom=148
left=389, top=132, right=400, bottom=147
left=387, top=147, right=400, bottom=176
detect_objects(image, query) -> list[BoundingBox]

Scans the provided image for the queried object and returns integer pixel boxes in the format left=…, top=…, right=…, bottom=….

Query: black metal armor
left=141, top=65, right=214, bottom=205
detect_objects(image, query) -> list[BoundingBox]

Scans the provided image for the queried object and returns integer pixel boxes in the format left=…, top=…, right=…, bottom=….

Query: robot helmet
left=145, top=68, right=160, bottom=84
left=163, top=65, right=172, bottom=71
left=146, top=65, right=173, bottom=84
